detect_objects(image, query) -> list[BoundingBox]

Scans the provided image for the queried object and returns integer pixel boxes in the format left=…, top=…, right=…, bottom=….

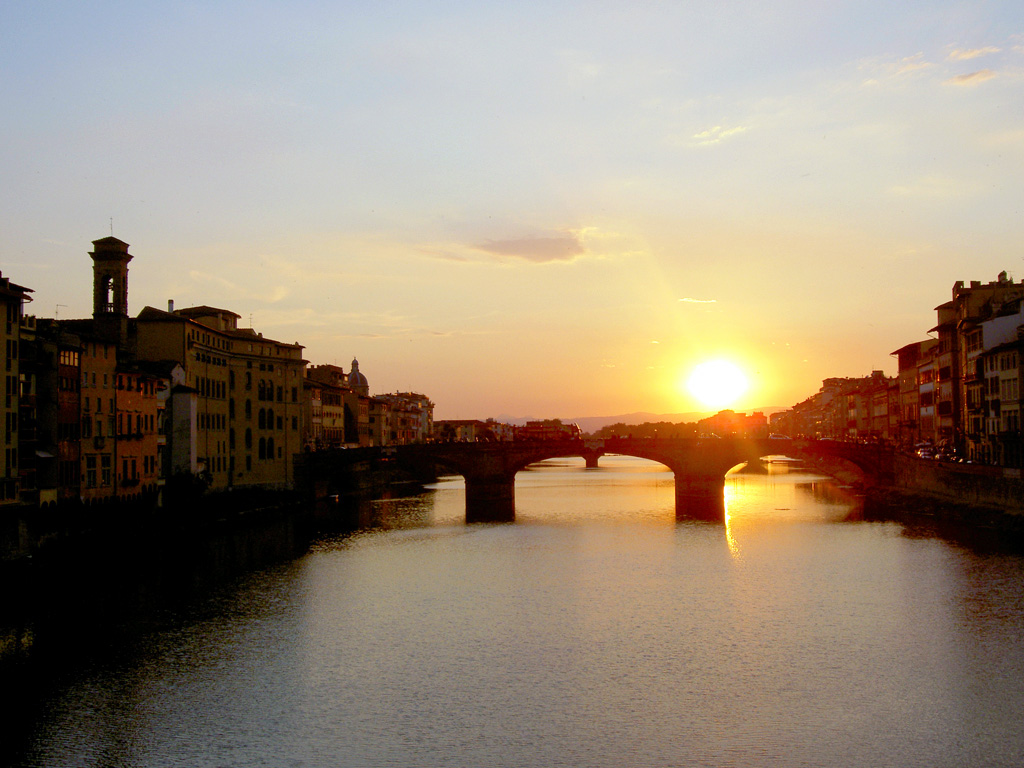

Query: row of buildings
left=771, top=272, right=1024, bottom=467
left=0, top=237, right=435, bottom=511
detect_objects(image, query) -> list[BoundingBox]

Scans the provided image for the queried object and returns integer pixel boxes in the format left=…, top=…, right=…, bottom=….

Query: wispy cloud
left=559, top=49, right=602, bottom=83
left=419, top=248, right=472, bottom=263
left=679, top=297, right=717, bottom=304
left=948, top=47, right=1001, bottom=61
left=896, top=53, right=932, bottom=75
left=860, top=53, right=933, bottom=85
left=944, top=69, right=997, bottom=86
left=255, top=307, right=413, bottom=329
left=474, top=232, right=586, bottom=263
left=188, top=269, right=290, bottom=303
left=188, top=270, right=241, bottom=294
left=693, top=125, right=748, bottom=146
left=888, top=175, right=971, bottom=199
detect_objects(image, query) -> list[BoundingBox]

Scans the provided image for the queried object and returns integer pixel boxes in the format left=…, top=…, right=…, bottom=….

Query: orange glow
left=684, top=359, right=750, bottom=409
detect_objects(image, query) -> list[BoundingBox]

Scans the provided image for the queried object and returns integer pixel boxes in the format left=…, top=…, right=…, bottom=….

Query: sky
left=3, top=1, right=1024, bottom=420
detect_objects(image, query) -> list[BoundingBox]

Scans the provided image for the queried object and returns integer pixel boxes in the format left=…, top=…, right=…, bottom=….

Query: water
left=7, top=456, right=1024, bottom=767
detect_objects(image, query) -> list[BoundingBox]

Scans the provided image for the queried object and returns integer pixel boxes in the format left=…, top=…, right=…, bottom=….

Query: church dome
left=348, top=358, right=368, bottom=392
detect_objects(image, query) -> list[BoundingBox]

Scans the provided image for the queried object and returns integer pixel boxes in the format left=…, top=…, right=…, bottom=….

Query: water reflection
left=11, top=454, right=1024, bottom=768
left=724, top=460, right=861, bottom=559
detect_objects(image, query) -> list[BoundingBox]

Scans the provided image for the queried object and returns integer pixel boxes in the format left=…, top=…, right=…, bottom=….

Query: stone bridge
left=297, top=438, right=894, bottom=523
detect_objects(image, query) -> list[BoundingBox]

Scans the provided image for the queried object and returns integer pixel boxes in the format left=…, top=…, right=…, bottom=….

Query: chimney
left=168, top=299, right=175, bottom=313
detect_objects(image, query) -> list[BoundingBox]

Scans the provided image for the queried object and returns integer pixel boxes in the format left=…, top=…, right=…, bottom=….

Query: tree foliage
left=589, top=421, right=697, bottom=439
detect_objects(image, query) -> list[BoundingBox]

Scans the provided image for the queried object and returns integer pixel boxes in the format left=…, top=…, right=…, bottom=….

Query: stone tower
left=90, top=236, right=133, bottom=317
left=90, top=236, right=133, bottom=344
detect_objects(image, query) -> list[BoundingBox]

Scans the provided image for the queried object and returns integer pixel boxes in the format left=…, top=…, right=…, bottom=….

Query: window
left=1002, top=378, right=1020, bottom=401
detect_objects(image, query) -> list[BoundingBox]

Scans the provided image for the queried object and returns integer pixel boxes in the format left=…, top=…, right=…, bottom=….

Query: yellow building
left=78, top=334, right=118, bottom=503
left=135, top=303, right=307, bottom=491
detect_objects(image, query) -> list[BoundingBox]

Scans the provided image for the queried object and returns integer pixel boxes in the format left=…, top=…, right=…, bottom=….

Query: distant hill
left=490, top=408, right=789, bottom=435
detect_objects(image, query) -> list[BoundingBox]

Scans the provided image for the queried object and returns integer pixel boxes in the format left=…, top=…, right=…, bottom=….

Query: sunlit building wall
left=135, top=303, right=307, bottom=491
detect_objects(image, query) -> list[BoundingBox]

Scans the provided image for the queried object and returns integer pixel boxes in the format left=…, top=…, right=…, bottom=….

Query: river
left=6, top=455, right=1024, bottom=767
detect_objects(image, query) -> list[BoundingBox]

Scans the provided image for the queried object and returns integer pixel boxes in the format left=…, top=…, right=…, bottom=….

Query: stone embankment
left=868, top=454, right=1024, bottom=535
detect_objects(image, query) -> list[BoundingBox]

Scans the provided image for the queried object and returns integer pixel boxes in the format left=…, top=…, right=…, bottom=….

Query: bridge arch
left=396, top=438, right=778, bottom=523
left=296, top=439, right=893, bottom=525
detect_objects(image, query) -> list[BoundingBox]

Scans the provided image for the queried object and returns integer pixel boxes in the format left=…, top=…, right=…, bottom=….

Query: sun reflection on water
left=724, top=483, right=741, bottom=558
left=722, top=461, right=860, bottom=559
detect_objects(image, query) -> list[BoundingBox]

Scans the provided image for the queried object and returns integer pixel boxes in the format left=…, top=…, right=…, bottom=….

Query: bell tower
left=90, top=236, right=133, bottom=318
left=90, top=236, right=134, bottom=346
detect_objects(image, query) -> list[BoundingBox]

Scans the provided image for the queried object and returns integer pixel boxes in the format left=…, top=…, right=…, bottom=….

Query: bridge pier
left=581, top=449, right=603, bottom=469
left=464, top=474, right=516, bottom=523
left=674, top=475, right=726, bottom=523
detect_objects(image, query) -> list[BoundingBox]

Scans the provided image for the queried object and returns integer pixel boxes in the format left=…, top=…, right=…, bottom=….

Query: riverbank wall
left=863, top=454, right=1024, bottom=535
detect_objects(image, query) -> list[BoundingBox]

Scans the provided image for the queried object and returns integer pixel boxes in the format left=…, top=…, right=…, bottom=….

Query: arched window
left=245, top=428, right=252, bottom=449
left=258, top=380, right=265, bottom=400
left=267, top=437, right=275, bottom=459
left=267, top=408, right=274, bottom=429
left=245, top=399, right=252, bottom=419
left=258, top=437, right=266, bottom=459
left=258, top=408, right=266, bottom=429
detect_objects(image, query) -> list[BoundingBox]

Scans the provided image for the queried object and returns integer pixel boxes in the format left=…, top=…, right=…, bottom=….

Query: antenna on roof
left=55, top=303, right=67, bottom=318
left=110, top=217, right=114, bottom=236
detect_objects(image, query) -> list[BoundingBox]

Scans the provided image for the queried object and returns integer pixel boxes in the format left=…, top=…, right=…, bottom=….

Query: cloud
left=188, top=270, right=241, bottom=293
left=860, top=53, right=933, bottom=85
left=896, top=53, right=932, bottom=75
left=255, top=307, right=413, bottom=330
left=944, top=69, right=996, bottom=86
left=948, top=47, right=1001, bottom=61
left=419, top=248, right=472, bottom=263
left=692, top=125, right=748, bottom=146
left=188, top=269, right=289, bottom=303
left=474, top=232, right=586, bottom=263
left=679, top=297, right=717, bottom=304
left=559, top=49, right=602, bottom=83
left=888, top=175, right=972, bottom=199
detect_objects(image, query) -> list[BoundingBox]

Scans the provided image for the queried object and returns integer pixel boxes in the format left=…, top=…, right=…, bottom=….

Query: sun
left=685, top=360, right=750, bottom=410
